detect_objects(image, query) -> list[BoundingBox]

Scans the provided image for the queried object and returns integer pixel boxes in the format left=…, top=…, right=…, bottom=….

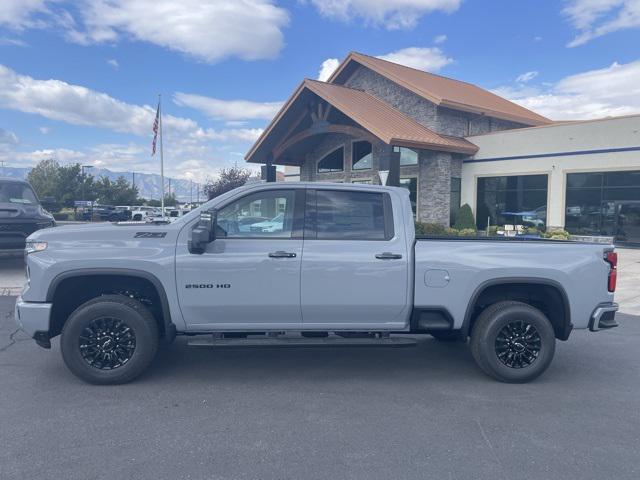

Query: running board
left=187, top=336, right=418, bottom=349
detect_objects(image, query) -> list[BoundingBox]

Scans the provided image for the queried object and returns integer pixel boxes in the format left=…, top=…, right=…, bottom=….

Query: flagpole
left=158, top=93, right=165, bottom=219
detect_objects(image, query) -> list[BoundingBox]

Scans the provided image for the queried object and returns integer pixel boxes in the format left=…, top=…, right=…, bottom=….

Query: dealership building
left=246, top=52, right=640, bottom=244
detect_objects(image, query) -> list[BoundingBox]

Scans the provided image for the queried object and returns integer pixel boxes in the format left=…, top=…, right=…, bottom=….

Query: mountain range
left=0, top=166, right=205, bottom=202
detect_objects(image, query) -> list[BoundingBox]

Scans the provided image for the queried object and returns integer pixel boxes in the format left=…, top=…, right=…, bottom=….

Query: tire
left=470, top=301, right=555, bottom=383
left=430, top=330, right=464, bottom=342
left=60, top=295, right=159, bottom=385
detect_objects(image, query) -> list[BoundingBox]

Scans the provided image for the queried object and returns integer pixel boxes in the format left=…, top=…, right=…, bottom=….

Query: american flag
left=151, top=102, right=160, bottom=156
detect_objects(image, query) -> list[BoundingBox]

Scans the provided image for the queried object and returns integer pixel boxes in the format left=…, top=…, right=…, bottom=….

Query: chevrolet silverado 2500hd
left=14, top=182, right=619, bottom=384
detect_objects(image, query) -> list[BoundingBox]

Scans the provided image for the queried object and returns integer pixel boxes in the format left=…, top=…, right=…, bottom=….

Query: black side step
left=187, top=335, right=418, bottom=349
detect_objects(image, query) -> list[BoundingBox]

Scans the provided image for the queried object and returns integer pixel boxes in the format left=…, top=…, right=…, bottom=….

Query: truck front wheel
left=470, top=301, right=555, bottom=383
left=60, top=295, right=159, bottom=384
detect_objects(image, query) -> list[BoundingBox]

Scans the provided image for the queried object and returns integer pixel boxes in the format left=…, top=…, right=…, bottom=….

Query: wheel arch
left=47, top=268, right=174, bottom=339
left=461, top=277, right=572, bottom=340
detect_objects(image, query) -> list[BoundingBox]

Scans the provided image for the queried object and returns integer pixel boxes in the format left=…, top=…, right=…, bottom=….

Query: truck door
left=300, top=188, right=410, bottom=329
left=175, top=187, right=305, bottom=330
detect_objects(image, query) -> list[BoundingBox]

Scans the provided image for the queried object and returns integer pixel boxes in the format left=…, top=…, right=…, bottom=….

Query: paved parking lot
left=1, top=294, right=639, bottom=480
left=1, top=249, right=639, bottom=479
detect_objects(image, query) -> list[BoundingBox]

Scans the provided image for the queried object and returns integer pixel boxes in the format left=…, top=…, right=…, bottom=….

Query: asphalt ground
left=1, top=294, right=638, bottom=480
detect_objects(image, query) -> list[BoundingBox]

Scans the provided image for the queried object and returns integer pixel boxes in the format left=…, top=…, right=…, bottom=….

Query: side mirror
left=189, top=210, right=216, bottom=254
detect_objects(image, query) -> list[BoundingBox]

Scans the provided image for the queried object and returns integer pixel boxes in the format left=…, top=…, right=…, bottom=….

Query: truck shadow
left=143, top=337, right=487, bottom=385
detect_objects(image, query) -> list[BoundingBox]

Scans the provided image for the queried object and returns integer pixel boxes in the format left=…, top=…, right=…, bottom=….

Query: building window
left=565, top=171, right=640, bottom=243
left=393, top=146, right=418, bottom=166
left=450, top=177, right=461, bottom=226
left=476, top=174, right=548, bottom=230
left=352, top=141, right=372, bottom=170
left=314, top=190, right=391, bottom=240
left=318, top=147, right=344, bottom=173
left=352, top=179, right=371, bottom=184
left=399, top=177, right=417, bottom=217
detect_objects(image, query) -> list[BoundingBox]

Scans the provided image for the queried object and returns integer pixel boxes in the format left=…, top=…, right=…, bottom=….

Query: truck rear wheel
left=470, top=301, right=555, bottom=383
left=60, top=295, right=159, bottom=385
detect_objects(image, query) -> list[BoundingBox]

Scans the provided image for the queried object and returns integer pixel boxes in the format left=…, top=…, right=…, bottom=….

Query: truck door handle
left=375, top=252, right=403, bottom=260
left=268, top=251, right=297, bottom=258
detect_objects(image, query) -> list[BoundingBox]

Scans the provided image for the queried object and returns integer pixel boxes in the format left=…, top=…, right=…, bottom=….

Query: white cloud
left=66, top=0, right=289, bottom=63
left=307, top=0, right=461, bottom=29
left=39, top=126, right=51, bottom=134
left=564, top=0, right=640, bottom=47
left=106, top=58, right=119, bottom=69
left=173, top=92, right=283, bottom=121
left=0, top=63, right=197, bottom=136
left=433, top=34, right=447, bottom=44
left=318, top=58, right=340, bottom=81
left=377, top=47, right=453, bottom=72
left=494, top=60, right=640, bottom=120
left=0, top=128, right=19, bottom=144
left=0, top=37, right=28, bottom=46
left=0, top=0, right=51, bottom=30
left=516, top=70, right=539, bottom=83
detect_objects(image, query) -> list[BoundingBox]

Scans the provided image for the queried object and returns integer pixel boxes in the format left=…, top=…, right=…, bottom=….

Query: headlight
left=25, top=241, right=47, bottom=254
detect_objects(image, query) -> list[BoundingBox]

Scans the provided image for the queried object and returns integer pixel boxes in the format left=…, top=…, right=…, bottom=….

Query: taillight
left=604, top=251, right=617, bottom=292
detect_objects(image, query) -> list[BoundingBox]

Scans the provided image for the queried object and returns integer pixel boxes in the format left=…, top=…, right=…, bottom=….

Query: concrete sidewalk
left=616, top=247, right=640, bottom=315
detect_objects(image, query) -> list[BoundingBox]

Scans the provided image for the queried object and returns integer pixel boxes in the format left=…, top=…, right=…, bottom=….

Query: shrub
left=415, top=222, right=448, bottom=236
left=487, top=225, right=499, bottom=236
left=453, top=204, right=476, bottom=231
left=542, top=230, right=571, bottom=240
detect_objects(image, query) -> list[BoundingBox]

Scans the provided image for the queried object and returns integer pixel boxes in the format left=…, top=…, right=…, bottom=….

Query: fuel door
left=424, top=269, right=451, bottom=288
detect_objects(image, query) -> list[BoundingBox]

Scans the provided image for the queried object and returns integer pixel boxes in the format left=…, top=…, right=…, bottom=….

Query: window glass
left=352, top=179, right=371, bottom=184
left=399, top=177, right=417, bottom=216
left=315, top=190, right=388, bottom=240
left=352, top=141, right=372, bottom=170
left=566, top=171, right=640, bottom=243
left=394, top=146, right=418, bottom=166
left=318, top=147, right=344, bottom=173
left=0, top=181, right=38, bottom=204
left=476, top=174, right=548, bottom=230
left=216, top=190, right=295, bottom=238
left=450, top=177, right=461, bottom=226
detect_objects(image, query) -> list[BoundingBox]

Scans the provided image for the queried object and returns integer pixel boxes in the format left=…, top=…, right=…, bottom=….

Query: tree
left=204, top=166, right=252, bottom=200
left=27, top=159, right=94, bottom=208
left=454, top=203, right=476, bottom=231
left=145, top=193, right=175, bottom=207
left=94, top=175, right=139, bottom=205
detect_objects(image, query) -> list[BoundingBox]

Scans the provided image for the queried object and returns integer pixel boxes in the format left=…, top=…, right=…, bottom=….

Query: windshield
left=0, top=181, right=39, bottom=205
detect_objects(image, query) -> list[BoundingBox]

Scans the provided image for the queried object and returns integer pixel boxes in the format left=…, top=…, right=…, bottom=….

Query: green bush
left=453, top=204, right=476, bottom=231
left=52, top=213, right=68, bottom=221
left=487, top=225, right=499, bottom=236
left=415, top=222, right=448, bottom=235
left=456, top=228, right=478, bottom=237
left=542, top=229, right=571, bottom=240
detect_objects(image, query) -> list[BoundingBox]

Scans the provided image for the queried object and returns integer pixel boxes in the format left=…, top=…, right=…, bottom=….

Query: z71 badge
left=134, top=232, right=167, bottom=238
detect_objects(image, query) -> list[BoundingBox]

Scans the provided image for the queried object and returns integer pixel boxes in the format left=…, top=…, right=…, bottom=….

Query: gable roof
left=245, top=79, right=478, bottom=164
left=329, top=52, right=552, bottom=127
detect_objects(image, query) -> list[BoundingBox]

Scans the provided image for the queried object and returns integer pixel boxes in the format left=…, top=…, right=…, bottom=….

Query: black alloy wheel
left=79, top=317, right=136, bottom=370
left=494, top=320, right=541, bottom=369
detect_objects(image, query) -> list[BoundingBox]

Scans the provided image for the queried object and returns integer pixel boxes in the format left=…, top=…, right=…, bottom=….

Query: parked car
left=15, top=182, right=619, bottom=384
left=0, top=177, right=55, bottom=255
left=130, top=206, right=160, bottom=221
left=80, top=205, right=131, bottom=222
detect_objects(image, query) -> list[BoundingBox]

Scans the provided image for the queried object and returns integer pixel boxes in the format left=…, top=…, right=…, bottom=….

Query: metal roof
left=329, top=52, right=552, bottom=127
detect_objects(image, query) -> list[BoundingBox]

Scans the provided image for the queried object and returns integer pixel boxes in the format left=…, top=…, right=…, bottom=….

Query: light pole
left=81, top=165, right=93, bottom=221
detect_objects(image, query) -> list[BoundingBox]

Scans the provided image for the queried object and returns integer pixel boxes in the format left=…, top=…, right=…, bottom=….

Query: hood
left=0, top=202, right=53, bottom=221
left=27, top=220, right=175, bottom=241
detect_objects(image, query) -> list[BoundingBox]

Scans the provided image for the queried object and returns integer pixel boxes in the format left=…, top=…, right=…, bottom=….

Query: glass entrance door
left=615, top=202, right=640, bottom=245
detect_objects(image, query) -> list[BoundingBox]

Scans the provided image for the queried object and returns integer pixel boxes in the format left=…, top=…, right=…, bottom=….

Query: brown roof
left=304, top=80, right=478, bottom=154
left=329, top=52, right=552, bottom=126
left=245, top=79, right=478, bottom=163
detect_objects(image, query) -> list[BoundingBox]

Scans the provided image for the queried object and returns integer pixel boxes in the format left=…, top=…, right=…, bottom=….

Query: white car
left=248, top=213, right=285, bottom=233
left=131, top=206, right=160, bottom=221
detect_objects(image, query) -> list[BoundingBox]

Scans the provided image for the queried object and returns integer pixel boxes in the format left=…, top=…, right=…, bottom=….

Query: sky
left=0, top=0, right=640, bottom=181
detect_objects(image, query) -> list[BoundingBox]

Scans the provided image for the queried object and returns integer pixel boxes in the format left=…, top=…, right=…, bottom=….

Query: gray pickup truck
left=14, top=182, right=619, bottom=384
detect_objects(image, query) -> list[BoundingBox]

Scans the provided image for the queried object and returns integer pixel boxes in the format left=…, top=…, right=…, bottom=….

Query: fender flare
left=460, top=277, right=572, bottom=339
left=47, top=268, right=175, bottom=337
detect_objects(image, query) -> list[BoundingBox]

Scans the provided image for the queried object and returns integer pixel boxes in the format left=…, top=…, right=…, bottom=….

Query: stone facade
left=296, top=65, right=527, bottom=226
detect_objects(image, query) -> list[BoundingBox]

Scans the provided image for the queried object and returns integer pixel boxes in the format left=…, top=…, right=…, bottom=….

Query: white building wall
left=283, top=165, right=300, bottom=181
left=462, top=115, right=640, bottom=229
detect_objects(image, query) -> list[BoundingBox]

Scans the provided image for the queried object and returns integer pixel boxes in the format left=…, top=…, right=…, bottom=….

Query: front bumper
left=14, top=296, right=52, bottom=348
left=589, top=303, right=619, bottom=332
